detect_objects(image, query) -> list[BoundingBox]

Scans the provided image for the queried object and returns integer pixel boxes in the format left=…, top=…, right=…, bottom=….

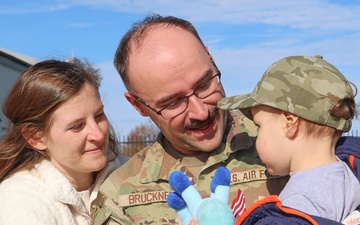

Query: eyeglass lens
left=161, top=74, right=221, bottom=119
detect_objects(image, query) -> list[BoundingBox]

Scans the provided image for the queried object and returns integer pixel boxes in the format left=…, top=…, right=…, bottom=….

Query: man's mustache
left=185, top=108, right=218, bottom=130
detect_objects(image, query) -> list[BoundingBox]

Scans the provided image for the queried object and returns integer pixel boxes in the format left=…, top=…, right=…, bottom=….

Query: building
left=0, top=48, right=38, bottom=138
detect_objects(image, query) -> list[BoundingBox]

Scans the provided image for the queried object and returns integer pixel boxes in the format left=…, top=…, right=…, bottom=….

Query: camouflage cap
left=218, top=55, right=353, bottom=132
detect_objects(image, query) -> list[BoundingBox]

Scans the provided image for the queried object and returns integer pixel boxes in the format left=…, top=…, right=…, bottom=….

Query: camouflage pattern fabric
left=218, top=55, right=353, bottom=132
left=91, top=111, right=288, bottom=225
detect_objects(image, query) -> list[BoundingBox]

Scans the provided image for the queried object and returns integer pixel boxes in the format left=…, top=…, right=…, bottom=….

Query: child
left=217, top=55, right=360, bottom=222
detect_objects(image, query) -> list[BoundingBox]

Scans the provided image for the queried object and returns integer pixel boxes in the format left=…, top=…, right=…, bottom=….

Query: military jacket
left=92, top=111, right=288, bottom=225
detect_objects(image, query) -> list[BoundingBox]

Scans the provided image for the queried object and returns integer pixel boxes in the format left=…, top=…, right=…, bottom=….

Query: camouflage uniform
left=92, top=111, right=288, bottom=225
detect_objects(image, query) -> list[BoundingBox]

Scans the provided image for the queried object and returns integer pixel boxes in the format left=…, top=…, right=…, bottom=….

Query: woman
left=0, top=58, right=127, bottom=224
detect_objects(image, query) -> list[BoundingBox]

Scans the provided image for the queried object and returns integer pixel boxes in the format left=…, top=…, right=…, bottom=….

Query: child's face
left=251, top=106, right=292, bottom=176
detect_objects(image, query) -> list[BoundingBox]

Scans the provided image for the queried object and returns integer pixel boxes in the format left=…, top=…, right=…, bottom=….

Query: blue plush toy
left=167, top=166, right=235, bottom=225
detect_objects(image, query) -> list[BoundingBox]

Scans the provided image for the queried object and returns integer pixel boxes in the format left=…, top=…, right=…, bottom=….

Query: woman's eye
left=70, top=124, right=84, bottom=131
left=95, top=113, right=106, bottom=121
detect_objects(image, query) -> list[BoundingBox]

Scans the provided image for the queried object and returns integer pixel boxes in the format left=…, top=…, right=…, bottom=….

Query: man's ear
left=283, top=111, right=299, bottom=138
left=22, top=128, right=47, bottom=150
left=124, top=92, right=148, bottom=117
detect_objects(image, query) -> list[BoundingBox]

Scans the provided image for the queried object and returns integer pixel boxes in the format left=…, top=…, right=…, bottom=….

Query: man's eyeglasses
left=132, top=61, right=222, bottom=119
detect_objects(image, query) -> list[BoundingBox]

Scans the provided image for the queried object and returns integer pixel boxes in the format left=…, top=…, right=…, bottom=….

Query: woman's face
left=39, top=83, right=109, bottom=184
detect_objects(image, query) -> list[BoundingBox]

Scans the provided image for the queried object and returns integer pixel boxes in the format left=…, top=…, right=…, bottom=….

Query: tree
left=120, top=119, right=159, bottom=157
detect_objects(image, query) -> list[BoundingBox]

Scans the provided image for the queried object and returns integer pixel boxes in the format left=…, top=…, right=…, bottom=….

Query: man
left=92, top=14, right=288, bottom=225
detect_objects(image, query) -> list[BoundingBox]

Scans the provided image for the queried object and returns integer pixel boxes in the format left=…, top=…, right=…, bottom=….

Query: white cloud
left=4, top=0, right=360, bottom=32
left=0, top=2, right=69, bottom=14
left=4, top=0, right=359, bottom=135
left=83, top=0, right=360, bottom=31
left=66, top=22, right=93, bottom=28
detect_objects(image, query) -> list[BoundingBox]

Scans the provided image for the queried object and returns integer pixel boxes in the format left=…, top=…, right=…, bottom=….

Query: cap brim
left=217, top=93, right=259, bottom=120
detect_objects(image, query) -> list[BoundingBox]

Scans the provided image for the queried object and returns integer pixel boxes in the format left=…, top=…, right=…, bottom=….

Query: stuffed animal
left=167, top=166, right=235, bottom=225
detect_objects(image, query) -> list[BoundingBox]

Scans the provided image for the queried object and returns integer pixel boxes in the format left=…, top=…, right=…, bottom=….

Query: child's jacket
left=235, top=136, right=360, bottom=225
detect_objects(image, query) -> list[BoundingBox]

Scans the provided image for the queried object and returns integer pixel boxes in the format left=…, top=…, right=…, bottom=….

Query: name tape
left=118, top=169, right=279, bottom=207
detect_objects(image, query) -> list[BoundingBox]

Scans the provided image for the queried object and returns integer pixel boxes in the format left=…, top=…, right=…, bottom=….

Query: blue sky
left=1, top=0, right=360, bottom=137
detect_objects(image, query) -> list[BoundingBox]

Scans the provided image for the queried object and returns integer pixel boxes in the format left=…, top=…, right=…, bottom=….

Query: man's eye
left=199, top=80, right=211, bottom=90
left=165, top=99, right=183, bottom=110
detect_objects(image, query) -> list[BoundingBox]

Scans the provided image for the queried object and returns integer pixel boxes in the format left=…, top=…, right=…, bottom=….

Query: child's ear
left=22, top=128, right=47, bottom=150
left=282, top=111, right=299, bottom=138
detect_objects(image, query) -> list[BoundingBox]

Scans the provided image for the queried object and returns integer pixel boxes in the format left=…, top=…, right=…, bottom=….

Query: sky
left=1, top=0, right=360, bottom=137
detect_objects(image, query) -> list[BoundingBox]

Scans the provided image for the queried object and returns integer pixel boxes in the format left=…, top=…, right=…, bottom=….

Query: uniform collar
left=139, top=110, right=255, bottom=183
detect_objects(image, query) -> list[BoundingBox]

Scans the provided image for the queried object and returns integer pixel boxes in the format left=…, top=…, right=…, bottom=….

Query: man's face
left=125, top=25, right=227, bottom=155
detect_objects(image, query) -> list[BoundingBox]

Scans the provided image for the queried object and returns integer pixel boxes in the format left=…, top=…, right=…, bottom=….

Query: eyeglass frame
left=130, top=55, right=222, bottom=119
